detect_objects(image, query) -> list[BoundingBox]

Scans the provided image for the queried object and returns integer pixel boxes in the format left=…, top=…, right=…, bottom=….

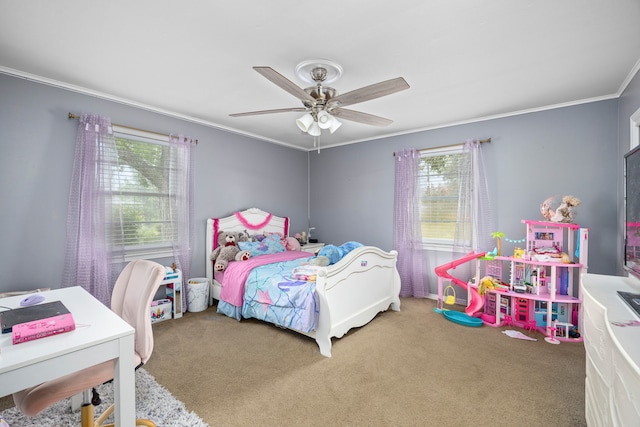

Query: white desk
left=0, top=287, right=135, bottom=427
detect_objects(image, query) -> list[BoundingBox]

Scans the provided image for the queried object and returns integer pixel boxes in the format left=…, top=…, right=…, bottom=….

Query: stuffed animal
left=310, top=256, right=331, bottom=266
left=317, top=241, right=363, bottom=265
left=317, top=245, right=342, bottom=265
left=550, top=195, right=581, bottom=223
left=541, top=195, right=581, bottom=223
left=209, top=231, right=251, bottom=272
left=284, top=236, right=301, bottom=251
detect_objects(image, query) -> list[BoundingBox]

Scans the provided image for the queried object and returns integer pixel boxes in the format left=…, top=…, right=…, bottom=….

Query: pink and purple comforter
left=217, top=251, right=319, bottom=332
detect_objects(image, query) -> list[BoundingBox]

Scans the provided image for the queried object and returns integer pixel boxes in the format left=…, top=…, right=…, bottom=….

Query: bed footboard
left=313, top=246, right=401, bottom=357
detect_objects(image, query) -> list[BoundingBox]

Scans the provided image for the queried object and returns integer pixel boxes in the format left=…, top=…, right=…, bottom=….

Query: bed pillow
left=238, top=233, right=286, bottom=256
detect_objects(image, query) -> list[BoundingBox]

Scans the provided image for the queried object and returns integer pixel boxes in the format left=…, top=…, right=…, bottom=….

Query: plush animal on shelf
left=209, top=231, right=251, bottom=272
left=540, top=195, right=582, bottom=223
left=551, top=195, right=581, bottom=223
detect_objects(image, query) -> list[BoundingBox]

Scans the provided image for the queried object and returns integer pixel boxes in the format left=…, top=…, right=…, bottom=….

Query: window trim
left=631, top=107, right=640, bottom=150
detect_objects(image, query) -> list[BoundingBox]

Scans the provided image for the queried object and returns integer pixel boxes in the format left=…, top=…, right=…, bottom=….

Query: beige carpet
left=142, top=298, right=586, bottom=427
left=1, top=368, right=207, bottom=426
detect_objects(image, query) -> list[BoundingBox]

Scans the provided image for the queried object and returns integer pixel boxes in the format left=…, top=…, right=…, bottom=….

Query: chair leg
left=94, top=404, right=156, bottom=427
left=81, top=403, right=95, bottom=427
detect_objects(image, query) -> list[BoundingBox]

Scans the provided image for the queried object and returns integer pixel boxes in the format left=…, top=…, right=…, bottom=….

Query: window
left=418, top=145, right=470, bottom=249
left=109, top=128, right=178, bottom=259
left=632, top=107, right=640, bottom=150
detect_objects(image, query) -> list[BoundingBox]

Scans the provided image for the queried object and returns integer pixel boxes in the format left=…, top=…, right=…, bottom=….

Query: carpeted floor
left=0, top=298, right=586, bottom=426
left=0, top=368, right=207, bottom=426
left=143, top=297, right=586, bottom=427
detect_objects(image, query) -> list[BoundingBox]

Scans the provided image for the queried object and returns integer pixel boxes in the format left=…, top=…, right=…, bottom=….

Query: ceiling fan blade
left=331, top=108, right=393, bottom=127
left=329, top=77, right=409, bottom=108
left=230, top=107, right=308, bottom=117
left=253, top=66, right=316, bottom=103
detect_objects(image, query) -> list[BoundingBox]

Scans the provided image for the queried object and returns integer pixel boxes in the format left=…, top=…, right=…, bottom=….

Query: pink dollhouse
left=436, top=219, right=589, bottom=343
left=479, top=220, right=588, bottom=342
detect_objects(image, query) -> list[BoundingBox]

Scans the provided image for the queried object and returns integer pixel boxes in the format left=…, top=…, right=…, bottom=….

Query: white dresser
left=582, top=273, right=640, bottom=426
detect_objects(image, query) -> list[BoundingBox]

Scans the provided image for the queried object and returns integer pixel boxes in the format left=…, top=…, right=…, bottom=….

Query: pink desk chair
left=12, top=260, right=166, bottom=427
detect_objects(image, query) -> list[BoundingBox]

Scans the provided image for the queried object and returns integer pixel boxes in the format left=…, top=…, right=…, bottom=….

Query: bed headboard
left=205, top=208, right=290, bottom=279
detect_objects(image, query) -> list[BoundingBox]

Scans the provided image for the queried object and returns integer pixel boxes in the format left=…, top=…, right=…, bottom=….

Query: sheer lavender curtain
left=168, top=134, right=196, bottom=311
left=454, top=139, right=494, bottom=254
left=451, top=139, right=494, bottom=284
left=394, top=148, right=427, bottom=297
left=62, top=113, right=125, bottom=306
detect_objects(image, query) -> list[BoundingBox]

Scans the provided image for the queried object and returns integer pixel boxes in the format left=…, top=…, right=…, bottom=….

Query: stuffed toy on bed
left=316, top=241, right=363, bottom=265
left=209, top=230, right=251, bottom=272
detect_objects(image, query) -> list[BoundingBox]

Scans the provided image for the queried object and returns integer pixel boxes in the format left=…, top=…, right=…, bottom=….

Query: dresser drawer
left=583, top=289, right=613, bottom=384
left=585, top=353, right=612, bottom=426
left=610, top=343, right=640, bottom=425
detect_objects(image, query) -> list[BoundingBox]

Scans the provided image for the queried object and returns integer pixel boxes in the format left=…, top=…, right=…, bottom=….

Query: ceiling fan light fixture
left=328, top=117, right=342, bottom=134
left=308, top=121, right=321, bottom=137
left=296, top=113, right=314, bottom=132
left=316, top=111, right=333, bottom=129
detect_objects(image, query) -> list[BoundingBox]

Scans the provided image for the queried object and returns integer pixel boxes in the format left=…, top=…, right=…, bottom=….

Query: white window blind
left=108, top=130, right=177, bottom=258
left=418, top=145, right=470, bottom=248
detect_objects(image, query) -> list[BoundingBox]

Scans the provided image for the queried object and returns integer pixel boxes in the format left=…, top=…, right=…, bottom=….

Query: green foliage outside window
left=111, top=136, right=174, bottom=249
left=419, top=150, right=470, bottom=243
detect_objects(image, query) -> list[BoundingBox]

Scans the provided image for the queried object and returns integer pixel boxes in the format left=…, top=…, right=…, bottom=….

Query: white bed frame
left=205, top=208, right=401, bottom=357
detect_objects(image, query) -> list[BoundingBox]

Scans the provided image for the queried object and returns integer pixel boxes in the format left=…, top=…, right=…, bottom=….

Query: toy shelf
left=150, top=267, right=183, bottom=324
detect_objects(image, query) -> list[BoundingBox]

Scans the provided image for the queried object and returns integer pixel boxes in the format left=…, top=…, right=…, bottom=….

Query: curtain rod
left=68, top=113, right=198, bottom=144
left=393, top=138, right=491, bottom=156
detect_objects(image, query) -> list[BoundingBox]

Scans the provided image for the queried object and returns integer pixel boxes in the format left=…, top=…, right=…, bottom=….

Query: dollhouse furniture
left=582, top=273, right=640, bottom=425
left=205, top=208, right=401, bottom=357
left=477, top=220, right=589, bottom=342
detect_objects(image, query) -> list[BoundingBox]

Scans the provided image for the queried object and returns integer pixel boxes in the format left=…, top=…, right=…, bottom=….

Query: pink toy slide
left=435, top=251, right=486, bottom=317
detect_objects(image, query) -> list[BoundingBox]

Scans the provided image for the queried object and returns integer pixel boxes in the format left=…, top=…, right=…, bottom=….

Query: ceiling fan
left=230, top=59, right=410, bottom=136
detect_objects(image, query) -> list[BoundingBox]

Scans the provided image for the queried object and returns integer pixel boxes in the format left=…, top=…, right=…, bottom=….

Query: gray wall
left=310, top=99, right=623, bottom=284
left=2, top=69, right=639, bottom=293
left=0, top=73, right=309, bottom=291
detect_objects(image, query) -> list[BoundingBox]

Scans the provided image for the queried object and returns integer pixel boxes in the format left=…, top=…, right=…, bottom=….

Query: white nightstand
left=300, top=242, right=324, bottom=254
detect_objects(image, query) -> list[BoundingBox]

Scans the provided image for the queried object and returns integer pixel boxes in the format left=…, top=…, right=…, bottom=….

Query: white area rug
left=0, top=369, right=208, bottom=427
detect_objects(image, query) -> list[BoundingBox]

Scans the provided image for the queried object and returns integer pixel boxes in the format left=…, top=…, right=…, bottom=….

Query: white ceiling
left=2, top=1, right=640, bottom=151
